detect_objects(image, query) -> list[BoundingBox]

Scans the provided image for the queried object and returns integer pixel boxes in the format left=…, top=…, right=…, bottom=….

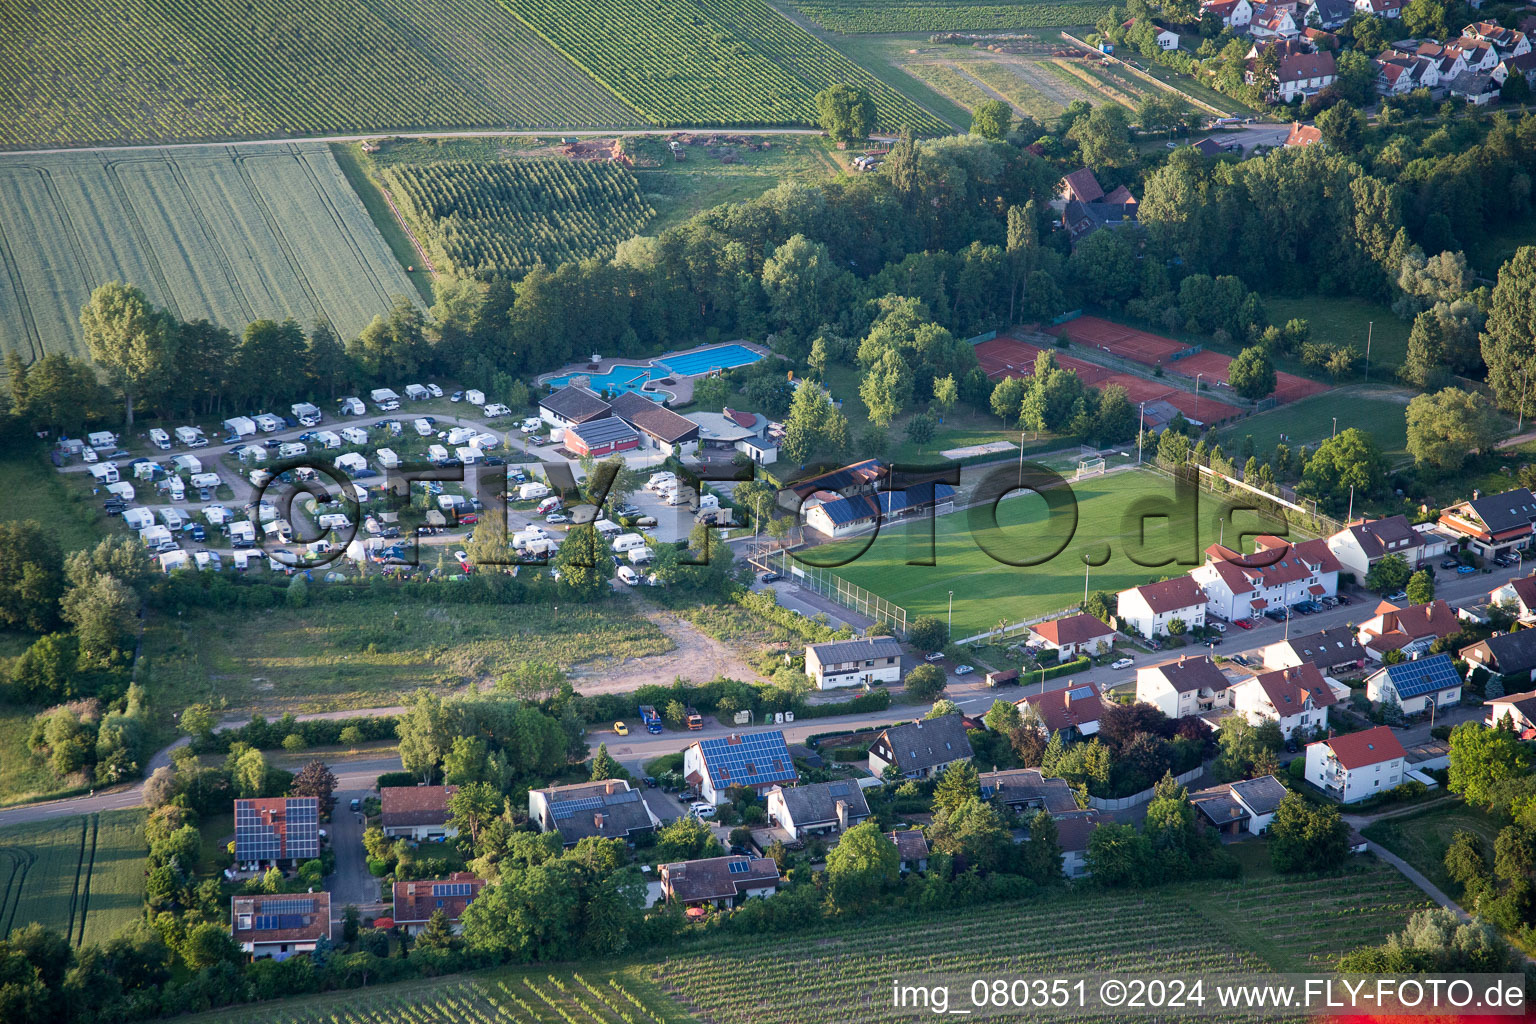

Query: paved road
left=325, top=756, right=399, bottom=916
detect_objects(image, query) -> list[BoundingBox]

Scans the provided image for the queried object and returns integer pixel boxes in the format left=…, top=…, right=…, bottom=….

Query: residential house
left=660, top=855, right=780, bottom=907
left=528, top=778, right=659, bottom=846
left=1356, top=599, right=1461, bottom=662
left=380, top=785, right=458, bottom=841
left=1302, top=0, right=1354, bottom=29
left=1059, top=166, right=1106, bottom=204
left=1498, top=50, right=1536, bottom=87
left=1266, top=50, right=1338, bottom=99
left=1354, top=0, right=1403, bottom=17
left=1135, top=655, right=1233, bottom=719
left=1249, top=4, right=1300, bottom=38
left=391, top=874, right=485, bottom=935
left=233, top=797, right=320, bottom=868
left=1462, top=21, right=1531, bottom=57
left=887, top=830, right=930, bottom=872
left=1056, top=168, right=1137, bottom=244
left=1326, top=514, right=1451, bottom=578
left=1203, top=0, right=1254, bottom=29
left=1489, top=574, right=1536, bottom=624
left=1028, top=612, right=1118, bottom=661
left=1461, top=630, right=1536, bottom=689
left=1054, top=810, right=1102, bottom=878
left=1260, top=626, right=1367, bottom=675
left=1484, top=689, right=1536, bottom=734
left=231, top=893, right=330, bottom=960
left=801, top=480, right=956, bottom=538
left=1303, top=27, right=1340, bottom=48
left=1155, top=24, right=1181, bottom=47
left=1449, top=70, right=1501, bottom=103
left=1115, top=576, right=1208, bottom=638
left=765, top=781, right=871, bottom=838
left=1190, top=535, right=1340, bottom=622
left=1189, top=775, right=1289, bottom=834
left=1438, top=488, right=1536, bottom=560
left=684, top=730, right=797, bottom=805
left=868, top=714, right=974, bottom=779
left=1304, top=725, right=1407, bottom=803
left=804, top=636, right=904, bottom=690
left=537, top=385, right=612, bottom=430
left=978, top=769, right=1080, bottom=814
left=1365, top=652, right=1464, bottom=714
left=1229, top=664, right=1339, bottom=739
left=1374, top=53, right=1429, bottom=93
left=608, top=391, right=701, bottom=457
left=1446, top=37, right=1500, bottom=72
left=1015, top=682, right=1107, bottom=741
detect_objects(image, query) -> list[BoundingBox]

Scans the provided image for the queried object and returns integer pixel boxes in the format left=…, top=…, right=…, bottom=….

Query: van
left=617, top=565, right=640, bottom=585
left=520, top=417, right=541, bottom=433
left=646, top=472, right=675, bottom=491
left=148, top=428, right=172, bottom=450
left=536, top=496, right=562, bottom=515
left=174, top=426, right=207, bottom=448
left=690, top=802, right=716, bottom=820
left=612, top=533, right=645, bottom=553
left=317, top=513, right=352, bottom=531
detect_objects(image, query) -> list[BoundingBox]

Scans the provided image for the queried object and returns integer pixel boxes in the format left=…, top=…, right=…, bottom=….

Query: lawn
left=330, top=144, right=435, bottom=305
left=777, top=24, right=972, bottom=130
left=1215, top=384, right=1413, bottom=463
left=0, top=145, right=417, bottom=362
left=141, top=598, right=674, bottom=713
left=1262, top=294, right=1411, bottom=372
left=0, top=448, right=106, bottom=552
left=1361, top=801, right=1506, bottom=894
left=0, top=810, right=146, bottom=946
left=809, top=467, right=1290, bottom=639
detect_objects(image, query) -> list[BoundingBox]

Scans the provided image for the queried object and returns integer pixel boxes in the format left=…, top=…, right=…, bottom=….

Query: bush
left=793, top=688, right=891, bottom=720
left=829, top=746, right=868, bottom=761
left=376, top=771, right=416, bottom=789
left=367, top=858, right=389, bottom=876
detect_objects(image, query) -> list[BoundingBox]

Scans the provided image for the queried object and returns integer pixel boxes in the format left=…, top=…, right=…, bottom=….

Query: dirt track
left=565, top=601, right=766, bottom=693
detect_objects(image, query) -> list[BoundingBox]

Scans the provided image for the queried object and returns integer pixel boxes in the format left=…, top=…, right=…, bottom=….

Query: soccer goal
left=1075, top=456, right=1107, bottom=481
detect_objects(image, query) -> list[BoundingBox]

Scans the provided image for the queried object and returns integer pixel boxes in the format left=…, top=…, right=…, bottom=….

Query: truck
left=639, top=705, right=664, bottom=733
left=685, top=706, right=703, bottom=730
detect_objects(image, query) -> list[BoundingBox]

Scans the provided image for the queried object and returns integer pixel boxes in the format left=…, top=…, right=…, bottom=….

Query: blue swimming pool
left=658, top=344, right=762, bottom=377
left=544, top=365, right=662, bottom=397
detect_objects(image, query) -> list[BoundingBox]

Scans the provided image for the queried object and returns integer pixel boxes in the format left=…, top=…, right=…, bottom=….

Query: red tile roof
left=1201, top=537, right=1340, bottom=595
left=1247, top=663, right=1338, bottom=715
left=1285, top=121, right=1322, bottom=146
left=1320, top=726, right=1406, bottom=769
left=1018, top=682, right=1106, bottom=734
left=1365, top=600, right=1460, bottom=642
left=392, top=873, right=485, bottom=925
left=381, top=785, right=457, bottom=828
left=1277, top=50, right=1336, bottom=84
left=1061, top=167, right=1104, bottom=203
left=232, top=892, right=331, bottom=946
left=1498, top=575, right=1536, bottom=610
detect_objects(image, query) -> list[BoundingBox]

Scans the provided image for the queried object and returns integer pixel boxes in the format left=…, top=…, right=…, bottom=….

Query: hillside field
left=808, top=467, right=1288, bottom=638
left=0, top=144, right=416, bottom=362
left=0, top=811, right=146, bottom=947
left=789, top=0, right=1114, bottom=33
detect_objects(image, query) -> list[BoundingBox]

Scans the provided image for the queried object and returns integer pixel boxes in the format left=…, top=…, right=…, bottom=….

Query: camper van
left=646, top=472, right=676, bottom=492
left=376, top=448, right=400, bottom=469
left=370, top=388, right=401, bottom=410
left=536, top=496, right=563, bottom=515
left=465, top=389, right=486, bottom=406
left=617, top=565, right=640, bottom=585
left=171, top=454, right=202, bottom=474
left=148, top=428, right=172, bottom=450
left=339, top=427, right=369, bottom=445
left=174, top=426, right=207, bottom=448
left=278, top=442, right=307, bottom=458
left=413, top=418, right=434, bottom=437
left=471, top=432, right=499, bottom=450
left=335, top=452, right=368, bottom=475
left=427, top=444, right=450, bottom=464
left=316, top=513, right=353, bottom=532
left=456, top=446, right=480, bottom=465
left=160, top=507, right=187, bottom=530
left=513, top=528, right=548, bottom=548
left=88, top=431, right=118, bottom=450
left=520, top=417, right=541, bottom=433
left=166, top=477, right=185, bottom=502
left=229, top=521, right=258, bottom=548
left=447, top=426, right=476, bottom=446
left=405, top=384, right=430, bottom=401
left=612, top=533, right=646, bottom=553
left=123, top=508, right=155, bottom=531
left=90, top=463, right=120, bottom=485
left=518, top=482, right=551, bottom=501
left=483, top=403, right=511, bottom=418
left=340, top=397, right=366, bottom=416
left=253, top=413, right=282, bottom=433
left=104, top=481, right=135, bottom=501
left=292, top=402, right=322, bottom=426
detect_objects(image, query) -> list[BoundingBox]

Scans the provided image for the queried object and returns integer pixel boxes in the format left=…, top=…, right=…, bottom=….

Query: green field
left=810, top=468, right=1286, bottom=638
left=789, top=0, right=1113, bottom=33
left=0, top=449, right=107, bottom=552
left=0, top=144, right=417, bottom=362
left=142, top=599, right=674, bottom=713
left=183, top=861, right=1427, bottom=1024
left=503, top=0, right=948, bottom=133
left=382, top=159, right=654, bottom=279
left=1262, top=294, right=1411, bottom=372
left=1, top=0, right=640, bottom=149
left=0, top=811, right=146, bottom=946
left=1361, top=802, right=1505, bottom=894
left=1216, top=385, right=1413, bottom=463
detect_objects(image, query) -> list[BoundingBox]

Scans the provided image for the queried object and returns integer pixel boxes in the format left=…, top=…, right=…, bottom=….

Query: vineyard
left=500, top=0, right=948, bottom=132
left=0, top=144, right=414, bottom=363
left=0, top=0, right=641, bottom=149
left=0, top=811, right=145, bottom=947
left=382, top=160, right=656, bottom=280
left=789, top=0, right=1114, bottom=34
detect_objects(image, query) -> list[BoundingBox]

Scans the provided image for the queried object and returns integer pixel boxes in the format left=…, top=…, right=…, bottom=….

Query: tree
left=655, top=815, right=720, bottom=862
left=180, top=921, right=241, bottom=970
left=1269, top=793, right=1349, bottom=873
left=589, top=743, right=621, bottom=781
left=290, top=761, right=338, bottom=805
left=1405, top=569, right=1435, bottom=606
left=79, top=282, right=171, bottom=428
left=1448, top=721, right=1531, bottom=811
left=0, top=521, right=64, bottom=633
left=824, top=821, right=900, bottom=911
left=1315, top=100, right=1365, bottom=152
left=1482, top=247, right=1536, bottom=413
left=929, top=795, right=1010, bottom=869
left=447, top=781, right=501, bottom=847
left=1212, top=715, right=1280, bottom=782
left=1405, top=387, right=1503, bottom=473
left=1401, top=299, right=1483, bottom=387
left=1067, top=104, right=1135, bottom=169
left=396, top=689, right=456, bottom=784
left=1227, top=346, right=1277, bottom=401
left=551, top=524, right=610, bottom=600
left=908, top=616, right=949, bottom=653
left=905, top=413, right=936, bottom=452
left=970, top=99, right=1013, bottom=140
left=990, top=375, right=1025, bottom=424
left=859, top=346, right=913, bottom=428
left=932, top=374, right=958, bottom=419
left=1364, top=553, right=1412, bottom=595
left=348, top=297, right=428, bottom=378
left=781, top=379, right=847, bottom=466
left=932, top=760, right=979, bottom=817
left=1402, top=0, right=1447, bottom=38
left=232, top=748, right=268, bottom=799
left=983, top=699, right=1023, bottom=736
left=1298, top=428, right=1388, bottom=510
left=904, top=663, right=947, bottom=701
left=761, top=234, right=838, bottom=337
left=61, top=572, right=137, bottom=663
left=415, top=909, right=456, bottom=950
left=814, top=84, right=876, bottom=144
left=1085, top=823, right=1151, bottom=886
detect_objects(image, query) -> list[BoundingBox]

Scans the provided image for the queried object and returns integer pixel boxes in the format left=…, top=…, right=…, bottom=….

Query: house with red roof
left=1304, top=725, right=1406, bottom=803
left=1191, top=535, right=1340, bottom=622
left=1438, top=488, right=1536, bottom=561
left=1489, top=574, right=1536, bottom=625
left=1115, top=576, right=1208, bottom=639
left=1325, top=514, right=1452, bottom=578
left=1202, top=0, right=1253, bottom=30
left=1284, top=121, right=1323, bottom=146
left=1015, top=681, right=1106, bottom=740
left=1229, top=663, right=1339, bottom=739
left=1027, top=612, right=1118, bottom=661
left=1355, top=599, right=1461, bottom=662
left=1059, top=167, right=1105, bottom=204
left=392, top=873, right=485, bottom=935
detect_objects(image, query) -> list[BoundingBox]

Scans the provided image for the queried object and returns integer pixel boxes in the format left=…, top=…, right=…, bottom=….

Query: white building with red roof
left=1355, top=599, right=1461, bottom=662
left=1325, top=514, right=1451, bottom=578
left=1304, top=725, right=1406, bottom=803
left=1489, top=574, right=1536, bottom=625
left=1190, top=535, right=1339, bottom=622
left=1115, top=576, right=1207, bottom=639
left=1015, top=681, right=1106, bottom=740
left=1027, top=612, right=1118, bottom=661
left=1229, top=663, right=1340, bottom=739
left=1203, top=0, right=1253, bottom=29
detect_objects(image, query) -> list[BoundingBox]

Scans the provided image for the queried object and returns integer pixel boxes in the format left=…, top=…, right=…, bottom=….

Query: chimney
left=1473, top=489, right=1481, bottom=500
left=728, top=733, right=742, bottom=745
left=594, top=813, right=606, bottom=830
left=835, top=799, right=848, bottom=831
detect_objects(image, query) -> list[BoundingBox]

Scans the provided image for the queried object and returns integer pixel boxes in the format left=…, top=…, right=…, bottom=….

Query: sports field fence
left=774, top=551, right=910, bottom=638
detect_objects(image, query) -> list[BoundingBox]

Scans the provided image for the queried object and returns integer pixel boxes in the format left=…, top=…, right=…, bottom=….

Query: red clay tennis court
left=1164, top=349, right=1330, bottom=402
left=1051, top=316, right=1191, bottom=367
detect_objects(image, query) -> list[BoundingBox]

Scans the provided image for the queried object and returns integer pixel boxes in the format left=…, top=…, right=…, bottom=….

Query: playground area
left=975, top=335, right=1242, bottom=426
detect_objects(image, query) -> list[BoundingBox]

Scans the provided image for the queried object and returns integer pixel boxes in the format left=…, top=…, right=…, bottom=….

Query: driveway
left=326, top=789, right=381, bottom=916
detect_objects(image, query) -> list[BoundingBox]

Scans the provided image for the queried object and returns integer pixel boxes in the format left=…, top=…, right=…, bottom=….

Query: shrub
left=376, top=771, right=416, bottom=789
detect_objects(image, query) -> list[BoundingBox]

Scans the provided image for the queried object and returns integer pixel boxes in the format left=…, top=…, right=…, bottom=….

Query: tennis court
left=1052, top=316, right=1192, bottom=366
left=1165, top=350, right=1330, bottom=403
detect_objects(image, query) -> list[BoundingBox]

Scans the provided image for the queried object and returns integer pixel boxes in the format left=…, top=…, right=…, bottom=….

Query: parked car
left=642, top=776, right=657, bottom=788
left=1387, top=590, right=1409, bottom=600
left=426, top=384, right=443, bottom=398
left=924, top=652, right=945, bottom=662
left=1336, top=594, right=1351, bottom=605
left=1210, top=621, right=1227, bottom=633
left=1441, top=558, right=1461, bottom=570
left=690, top=802, right=716, bottom=819
left=760, top=572, right=781, bottom=583
left=613, top=721, right=629, bottom=736
left=955, top=665, right=974, bottom=675
left=450, top=391, right=464, bottom=402
left=1231, top=654, right=1250, bottom=666
left=1456, top=565, right=1478, bottom=575
left=1234, top=618, right=1253, bottom=629
left=1111, top=657, right=1134, bottom=670
left=546, top=512, right=571, bottom=524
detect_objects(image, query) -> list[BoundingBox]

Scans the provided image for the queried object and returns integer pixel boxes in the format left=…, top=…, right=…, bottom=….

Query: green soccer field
left=0, top=144, right=417, bottom=363
left=808, top=468, right=1289, bottom=639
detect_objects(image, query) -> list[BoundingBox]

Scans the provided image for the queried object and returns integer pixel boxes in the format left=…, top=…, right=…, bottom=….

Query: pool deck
left=535, top=340, right=774, bottom=406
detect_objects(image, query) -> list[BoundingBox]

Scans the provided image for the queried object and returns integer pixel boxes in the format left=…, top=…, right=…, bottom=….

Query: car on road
left=614, top=503, right=641, bottom=517
left=1210, top=622, right=1227, bottom=633
left=643, top=775, right=657, bottom=788
left=1494, top=556, right=1515, bottom=568
left=1457, top=565, right=1478, bottom=575
left=1234, top=618, right=1252, bottom=629
left=760, top=572, right=781, bottom=583
left=690, top=802, right=716, bottom=819
left=546, top=513, right=571, bottom=524
left=613, top=721, right=629, bottom=736
left=349, top=798, right=361, bottom=812
left=955, top=664, right=974, bottom=675
left=1111, top=657, right=1134, bottom=670
left=1206, top=637, right=1223, bottom=646
left=925, top=652, right=945, bottom=661
left=1441, top=558, right=1461, bottom=569
left=1386, top=591, right=1409, bottom=601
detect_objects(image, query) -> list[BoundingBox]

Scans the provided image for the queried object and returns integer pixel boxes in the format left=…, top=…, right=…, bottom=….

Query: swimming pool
left=658, top=344, right=762, bottom=377
left=544, top=365, right=661, bottom=397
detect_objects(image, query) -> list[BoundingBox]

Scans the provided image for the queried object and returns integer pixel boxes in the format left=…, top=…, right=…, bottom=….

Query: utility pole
left=1137, top=403, right=1146, bottom=466
left=1346, top=484, right=1355, bottom=525
left=1332, top=416, right=1337, bottom=439
left=1083, top=562, right=1090, bottom=605
left=948, top=590, right=953, bottom=636
left=1019, top=429, right=1026, bottom=486
left=1364, top=322, right=1373, bottom=383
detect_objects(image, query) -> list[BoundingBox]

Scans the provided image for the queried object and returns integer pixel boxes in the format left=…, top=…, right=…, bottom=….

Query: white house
left=1356, top=599, right=1461, bottom=662
left=1489, top=575, right=1536, bottom=625
left=1154, top=24, right=1180, bottom=47
left=1190, top=775, right=1289, bottom=835
left=1438, top=487, right=1536, bottom=561
left=1027, top=612, right=1117, bottom=661
left=1484, top=689, right=1536, bottom=734
left=1191, top=535, right=1340, bottom=621
left=804, top=637, right=903, bottom=690
left=1304, top=726, right=1406, bottom=803
left=380, top=785, right=458, bottom=840
left=1115, top=576, right=1207, bottom=638
left=1135, top=655, right=1233, bottom=720
left=765, top=781, right=871, bottom=839
left=1249, top=3, right=1299, bottom=37
left=1272, top=50, right=1337, bottom=99
left=1325, top=515, right=1451, bottom=579
left=683, top=731, right=797, bottom=805
left=538, top=385, right=612, bottom=430
left=1364, top=652, right=1463, bottom=715
left=1354, top=0, right=1403, bottom=17
left=1203, top=0, right=1254, bottom=28
left=1229, top=663, right=1338, bottom=739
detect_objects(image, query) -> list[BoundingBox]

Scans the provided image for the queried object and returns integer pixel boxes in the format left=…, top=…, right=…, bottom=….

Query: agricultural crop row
left=899, top=63, right=996, bottom=113
left=0, top=0, right=641, bottom=149
left=789, top=0, right=1113, bottom=34
left=382, top=159, right=655, bottom=281
left=501, top=0, right=948, bottom=133
left=0, top=811, right=146, bottom=947
left=0, top=145, right=414, bottom=363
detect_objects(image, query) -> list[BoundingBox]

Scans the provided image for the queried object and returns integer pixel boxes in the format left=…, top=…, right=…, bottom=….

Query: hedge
left=792, top=687, right=891, bottom=720
left=376, top=771, right=417, bottom=789
left=1022, top=656, right=1092, bottom=682
left=194, top=713, right=399, bottom=754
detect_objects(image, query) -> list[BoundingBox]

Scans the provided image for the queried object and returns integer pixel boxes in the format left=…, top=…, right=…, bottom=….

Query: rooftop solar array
left=1066, top=685, right=1095, bottom=701
left=727, top=859, right=751, bottom=874
left=549, top=789, right=640, bottom=819
left=699, top=731, right=795, bottom=788
left=234, top=798, right=320, bottom=862
left=252, top=914, right=310, bottom=931
left=433, top=882, right=474, bottom=897
left=1380, top=652, right=1461, bottom=698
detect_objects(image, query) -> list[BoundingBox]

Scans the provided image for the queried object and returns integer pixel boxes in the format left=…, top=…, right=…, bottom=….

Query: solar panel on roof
left=1067, top=686, right=1094, bottom=700
left=728, top=860, right=750, bottom=874
left=1383, top=653, right=1460, bottom=698
left=432, top=882, right=473, bottom=897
